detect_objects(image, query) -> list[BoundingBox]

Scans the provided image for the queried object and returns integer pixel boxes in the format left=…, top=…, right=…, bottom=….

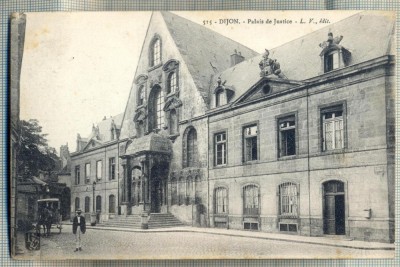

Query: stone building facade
left=70, top=11, right=395, bottom=242
left=70, top=115, right=124, bottom=222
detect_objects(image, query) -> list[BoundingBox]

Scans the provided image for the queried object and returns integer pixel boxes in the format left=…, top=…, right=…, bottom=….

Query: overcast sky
left=20, top=10, right=359, bottom=153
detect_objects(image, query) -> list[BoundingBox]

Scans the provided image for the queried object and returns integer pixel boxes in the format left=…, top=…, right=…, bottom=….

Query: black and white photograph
left=10, top=10, right=395, bottom=259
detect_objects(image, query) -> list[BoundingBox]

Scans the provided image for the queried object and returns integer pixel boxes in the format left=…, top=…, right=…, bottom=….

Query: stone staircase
left=148, top=213, right=185, bottom=229
left=100, top=213, right=184, bottom=229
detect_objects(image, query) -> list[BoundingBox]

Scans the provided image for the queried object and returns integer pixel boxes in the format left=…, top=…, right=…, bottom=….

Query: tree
left=17, top=119, right=60, bottom=181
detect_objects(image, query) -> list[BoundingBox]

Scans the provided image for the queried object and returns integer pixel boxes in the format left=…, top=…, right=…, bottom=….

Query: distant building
left=70, top=11, right=395, bottom=242
left=58, top=144, right=72, bottom=188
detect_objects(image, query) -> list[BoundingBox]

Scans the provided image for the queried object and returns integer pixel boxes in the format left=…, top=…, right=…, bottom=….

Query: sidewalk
left=62, top=221, right=394, bottom=251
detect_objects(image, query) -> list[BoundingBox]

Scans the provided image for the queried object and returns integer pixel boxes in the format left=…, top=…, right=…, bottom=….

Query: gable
left=161, top=12, right=259, bottom=102
left=82, top=138, right=103, bottom=152
left=234, top=78, right=304, bottom=105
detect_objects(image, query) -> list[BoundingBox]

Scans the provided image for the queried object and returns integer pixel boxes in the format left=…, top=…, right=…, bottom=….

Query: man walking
left=72, top=209, right=86, bottom=252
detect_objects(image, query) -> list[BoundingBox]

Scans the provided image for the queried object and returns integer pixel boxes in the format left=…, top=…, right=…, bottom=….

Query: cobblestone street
left=29, top=225, right=394, bottom=260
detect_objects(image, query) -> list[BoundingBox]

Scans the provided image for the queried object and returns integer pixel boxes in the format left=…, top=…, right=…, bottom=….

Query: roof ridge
left=160, top=11, right=259, bottom=55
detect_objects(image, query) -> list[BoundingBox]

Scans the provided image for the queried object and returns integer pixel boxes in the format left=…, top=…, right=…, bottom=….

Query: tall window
left=153, top=88, right=164, bottom=130
left=215, top=132, right=227, bottom=166
left=279, top=182, right=298, bottom=217
left=84, top=196, right=90, bottom=213
left=187, top=128, right=198, bottom=167
left=138, top=85, right=145, bottom=106
left=151, top=38, right=161, bottom=66
left=322, top=105, right=344, bottom=151
left=243, top=184, right=259, bottom=215
left=167, top=72, right=177, bottom=94
left=171, top=177, right=178, bottom=205
left=96, top=160, right=102, bottom=181
left=215, top=187, right=228, bottom=214
left=85, top=163, right=91, bottom=183
left=109, top=195, right=115, bottom=214
left=324, top=51, right=339, bottom=72
left=278, top=116, right=296, bottom=157
left=96, top=195, right=102, bottom=212
left=75, top=166, right=80, bottom=185
left=75, top=197, right=80, bottom=211
left=109, top=158, right=116, bottom=180
left=243, top=125, right=258, bottom=162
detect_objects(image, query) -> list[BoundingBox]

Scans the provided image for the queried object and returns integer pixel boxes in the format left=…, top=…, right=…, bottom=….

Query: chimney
left=230, top=49, right=245, bottom=67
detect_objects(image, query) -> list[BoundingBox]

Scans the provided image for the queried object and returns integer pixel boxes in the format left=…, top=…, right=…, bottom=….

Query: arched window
left=187, top=128, right=198, bottom=167
left=215, top=187, right=228, bottom=214
left=150, top=87, right=164, bottom=130
left=167, top=72, right=177, bottom=94
left=243, top=184, right=259, bottom=215
left=151, top=38, right=161, bottom=67
left=109, top=195, right=115, bottom=214
left=138, top=85, right=145, bottom=106
left=75, top=197, right=80, bottom=211
left=96, top=195, right=102, bottom=212
left=84, top=196, right=90, bottom=213
left=169, top=109, right=178, bottom=135
left=279, top=182, right=298, bottom=217
left=171, top=177, right=178, bottom=205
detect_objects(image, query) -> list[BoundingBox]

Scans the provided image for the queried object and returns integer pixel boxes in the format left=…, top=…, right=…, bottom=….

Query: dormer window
left=150, top=37, right=161, bottom=67
left=215, top=88, right=225, bottom=107
left=319, top=32, right=351, bottom=73
left=324, top=50, right=340, bottom=72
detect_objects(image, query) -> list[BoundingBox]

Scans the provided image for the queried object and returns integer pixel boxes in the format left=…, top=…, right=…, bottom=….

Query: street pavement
left=19, top=224, right=394, bottom=260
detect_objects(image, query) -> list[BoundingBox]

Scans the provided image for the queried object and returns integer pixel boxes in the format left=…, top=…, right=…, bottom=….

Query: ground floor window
left=75, top=197, right=80, bottom=211
left=109, top=195, right=115, bottom=214
left=279, top=182, right=298, bottom=217
left=243, top=184, right=259, bottom=215
left=215, top=187, right=228, bottom=214
left=96, top=195, right=102, bottom=212
left=84, top=196, right=90, bottom=213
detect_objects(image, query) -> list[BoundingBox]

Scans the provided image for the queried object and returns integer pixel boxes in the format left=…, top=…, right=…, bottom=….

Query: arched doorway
left=323, top=180, right=345, bottom=235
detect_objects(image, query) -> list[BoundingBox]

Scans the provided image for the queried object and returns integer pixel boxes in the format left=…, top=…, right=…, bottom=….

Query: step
left=100, top=213, right=184, bottom=229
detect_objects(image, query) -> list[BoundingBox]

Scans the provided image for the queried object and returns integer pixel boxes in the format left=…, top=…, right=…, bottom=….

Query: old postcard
left=10, top=10, right=395, bottom=260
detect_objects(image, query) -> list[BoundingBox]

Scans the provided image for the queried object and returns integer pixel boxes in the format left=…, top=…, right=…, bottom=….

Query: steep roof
left=160, top=12, right=259, bottom=102
left=96, top=113, right=124, bottom=142
left=81, top=113, right=124, bottom=150
left=212, top=11, right=395, bottom=103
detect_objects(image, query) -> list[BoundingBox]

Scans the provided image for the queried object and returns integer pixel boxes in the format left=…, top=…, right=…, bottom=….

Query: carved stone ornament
left=163, top=95, right=183, bottom=112
left=133, top=109, right=147, bottom=123
left=259, top=49, right=285, bottom=78
left=134, top=74, right=148, bottom=85
left=162, top=59, right=179, bottom=72
left=319, top=31, right=343, bottom=56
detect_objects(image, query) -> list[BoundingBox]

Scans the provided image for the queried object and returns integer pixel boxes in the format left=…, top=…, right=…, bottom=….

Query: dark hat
left=76, top=209, right=82, bottom=213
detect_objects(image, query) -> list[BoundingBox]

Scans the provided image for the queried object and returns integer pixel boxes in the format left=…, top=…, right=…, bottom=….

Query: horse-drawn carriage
left=35, top=198, right=63, bottom=236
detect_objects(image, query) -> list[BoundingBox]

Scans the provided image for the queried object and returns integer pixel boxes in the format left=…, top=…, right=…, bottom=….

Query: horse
left=37, top=207, right=53, bottom=237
